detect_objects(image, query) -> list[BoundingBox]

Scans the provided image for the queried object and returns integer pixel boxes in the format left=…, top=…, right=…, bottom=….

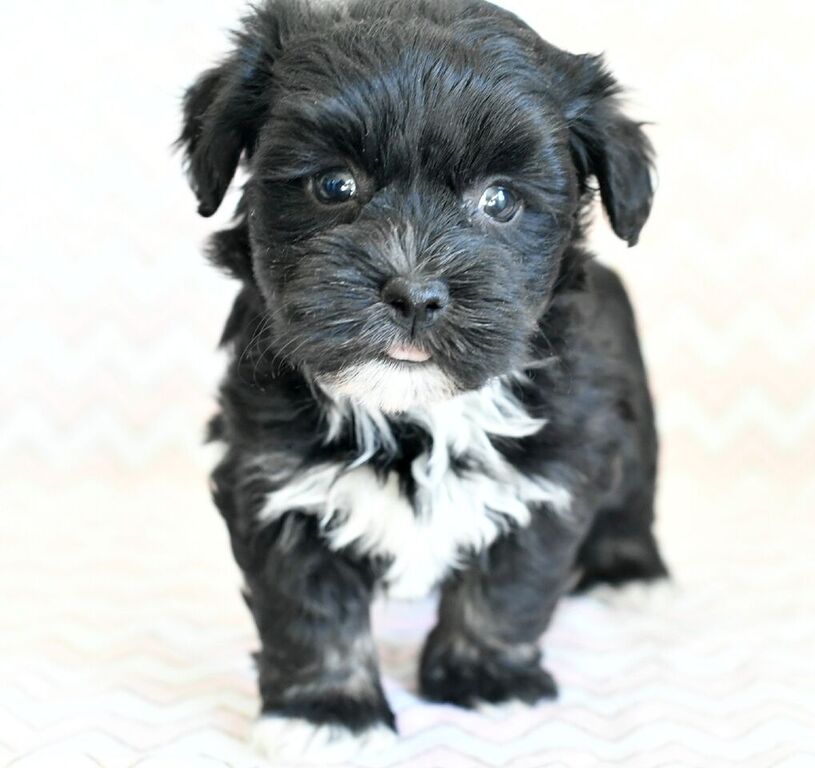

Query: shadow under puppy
left=178, top=0, right=668, bottom=761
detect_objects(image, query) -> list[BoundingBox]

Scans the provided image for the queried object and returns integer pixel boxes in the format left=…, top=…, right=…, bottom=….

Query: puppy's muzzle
left=381, top=276, right=449, bottom=333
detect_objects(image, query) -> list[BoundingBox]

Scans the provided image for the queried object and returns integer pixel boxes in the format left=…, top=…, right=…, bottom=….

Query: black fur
left=179, top=0, right=667, bottom=743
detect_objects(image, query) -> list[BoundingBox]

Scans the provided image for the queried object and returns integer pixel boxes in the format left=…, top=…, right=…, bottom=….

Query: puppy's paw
left=251, top=715, right=397, bottom=765
left=421, top=659, right=557, bottom=708
left=572, top=530, right=669, bottom=593
left=419, top=637, right=558, bottom=708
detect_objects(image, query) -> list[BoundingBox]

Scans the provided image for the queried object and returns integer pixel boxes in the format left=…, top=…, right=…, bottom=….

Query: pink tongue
left=388, top=344, right=431, bottom=363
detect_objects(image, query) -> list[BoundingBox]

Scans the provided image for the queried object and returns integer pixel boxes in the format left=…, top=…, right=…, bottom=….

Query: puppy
left=178, top=0, right=668, bottom=762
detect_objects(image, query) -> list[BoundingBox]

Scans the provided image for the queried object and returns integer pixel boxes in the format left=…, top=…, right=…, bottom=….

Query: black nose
left=381, top=276, right=450, bottom=331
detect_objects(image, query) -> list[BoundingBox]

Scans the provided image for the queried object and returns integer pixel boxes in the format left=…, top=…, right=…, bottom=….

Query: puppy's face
left=180, top=3, right=653, bottom=412
left=247, top=26, right=577, bottom=411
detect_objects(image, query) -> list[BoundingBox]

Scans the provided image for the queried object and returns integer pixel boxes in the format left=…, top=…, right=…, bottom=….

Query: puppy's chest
left=324, top=462, right=509, bottom=599
left=258, top=383, right=570, bottom=599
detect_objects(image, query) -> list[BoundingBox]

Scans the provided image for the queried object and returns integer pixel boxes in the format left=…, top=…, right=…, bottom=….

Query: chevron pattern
left=2, top=1, right=814, bottom=766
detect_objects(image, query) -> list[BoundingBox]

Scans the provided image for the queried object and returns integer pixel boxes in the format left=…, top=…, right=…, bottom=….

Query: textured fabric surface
left=1, top=1, right=814, bottom=766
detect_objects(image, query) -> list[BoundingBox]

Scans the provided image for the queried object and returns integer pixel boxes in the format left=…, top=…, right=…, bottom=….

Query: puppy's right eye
left=311, top=169, right=358, bottom=204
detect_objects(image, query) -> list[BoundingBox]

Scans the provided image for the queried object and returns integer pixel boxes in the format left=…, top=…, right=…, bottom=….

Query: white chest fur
left=257, top=379, right=571, bottom=599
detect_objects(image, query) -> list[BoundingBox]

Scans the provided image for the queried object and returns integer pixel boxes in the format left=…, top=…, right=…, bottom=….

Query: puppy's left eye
left=478, top=185, right=521, bottom=223
left=312, top=169, right=358, bottom=204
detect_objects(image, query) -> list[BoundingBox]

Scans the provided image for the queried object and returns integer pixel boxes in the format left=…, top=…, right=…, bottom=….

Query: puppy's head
left=179, top=0, right=654, bottom=412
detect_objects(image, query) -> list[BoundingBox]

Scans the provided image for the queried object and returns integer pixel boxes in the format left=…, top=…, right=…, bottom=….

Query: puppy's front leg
left=242, top=514, right=395, bottom=764
left=420, top=506, right=587, bottom=708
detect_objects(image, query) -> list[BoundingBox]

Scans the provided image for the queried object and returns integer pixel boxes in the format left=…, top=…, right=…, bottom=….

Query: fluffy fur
left=252, top=715, right=396, bottom=764
left=257, top=378, right=572, bottom=599
left=178, top=0, right=668, bottom=760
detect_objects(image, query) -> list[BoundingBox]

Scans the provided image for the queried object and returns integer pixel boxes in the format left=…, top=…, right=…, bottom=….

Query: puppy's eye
left=312, top=169, right=358, bottom=204
left=478, top=185, right=520, bottom=223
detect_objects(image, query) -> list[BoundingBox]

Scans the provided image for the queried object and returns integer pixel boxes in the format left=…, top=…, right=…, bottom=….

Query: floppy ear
left=178, top=18, right=279, bottom=218
left=565, top=55, right=654, bottom=247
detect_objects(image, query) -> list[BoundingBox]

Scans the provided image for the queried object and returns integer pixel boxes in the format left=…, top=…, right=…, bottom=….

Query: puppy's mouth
left=386, top=343, right=431, bottom=364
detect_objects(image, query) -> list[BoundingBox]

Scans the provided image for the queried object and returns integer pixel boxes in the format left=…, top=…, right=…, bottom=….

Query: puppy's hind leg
left=572, top=488, right=668, bottom=593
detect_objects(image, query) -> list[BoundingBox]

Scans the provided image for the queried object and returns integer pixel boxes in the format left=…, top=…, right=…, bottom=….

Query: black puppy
left=179, top=0, right=667, bottom=761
